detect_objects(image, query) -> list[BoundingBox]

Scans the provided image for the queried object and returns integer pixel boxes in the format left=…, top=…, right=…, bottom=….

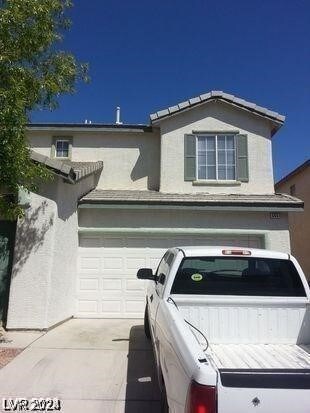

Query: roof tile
left=178, top=100, right=191, bottom=109
left=189, top=97, right=201, bottom=105
left=79, top=189, right=303, bottom=210
left=30, top=150, right=103, bottom=184
left=150, top=90, right=285, bottom=131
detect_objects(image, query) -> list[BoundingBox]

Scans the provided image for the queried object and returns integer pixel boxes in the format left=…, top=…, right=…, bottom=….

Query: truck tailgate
left=207, top=344, right=310, bottom=412
left=218, top=383, right=310, bottom=413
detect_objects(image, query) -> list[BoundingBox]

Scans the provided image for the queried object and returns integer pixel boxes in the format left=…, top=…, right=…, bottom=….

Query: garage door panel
left=102, top=278, right=122, bottom=291
left=125, top=279, right=147, bottom=292
left=79, top=257, right=101, bottom=271
left=126, top=257, right=147, bottom=270
left=77, top=234, right=263, bottom=318
left=102, top=256, right=123, bottom=269
left=101, top=299, right=122, bottom=314
left=79, top=278, right=100, bottom=291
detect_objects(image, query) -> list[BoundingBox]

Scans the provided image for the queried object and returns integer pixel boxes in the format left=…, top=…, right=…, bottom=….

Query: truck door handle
left=150, top=294, right=153, bottom=303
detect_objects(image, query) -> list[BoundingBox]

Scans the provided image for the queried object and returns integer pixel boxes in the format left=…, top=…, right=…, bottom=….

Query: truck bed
left=208, top=343, right=310, bottom=370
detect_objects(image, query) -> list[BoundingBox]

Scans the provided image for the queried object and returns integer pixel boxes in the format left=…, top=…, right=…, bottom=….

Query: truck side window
left=155, top=251, right=174, bottom=296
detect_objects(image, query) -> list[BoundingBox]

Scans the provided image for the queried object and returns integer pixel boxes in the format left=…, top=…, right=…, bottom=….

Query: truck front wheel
left=144, top=305, right=151, bottom=339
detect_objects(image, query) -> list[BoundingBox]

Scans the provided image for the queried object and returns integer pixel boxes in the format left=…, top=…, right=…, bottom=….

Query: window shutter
left=236, top=134, right=249, bottom=182
left=184, top=134, right=196, bottom=181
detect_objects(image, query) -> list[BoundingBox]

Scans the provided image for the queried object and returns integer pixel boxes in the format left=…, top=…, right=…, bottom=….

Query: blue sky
left=31, top=0, right=310, bottom=181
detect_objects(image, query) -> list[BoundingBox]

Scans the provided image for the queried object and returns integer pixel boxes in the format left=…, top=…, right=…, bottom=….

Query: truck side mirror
left=137, top=268, right=155, bottom=281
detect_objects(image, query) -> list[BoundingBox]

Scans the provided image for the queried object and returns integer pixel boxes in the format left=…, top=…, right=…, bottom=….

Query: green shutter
left=184, top=134, right=196, bottom=181
left=236, top=134, right=249, bottom=182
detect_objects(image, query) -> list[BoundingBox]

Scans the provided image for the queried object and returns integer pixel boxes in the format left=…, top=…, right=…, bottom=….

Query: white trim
left=78, top=226, right=267, bottom=239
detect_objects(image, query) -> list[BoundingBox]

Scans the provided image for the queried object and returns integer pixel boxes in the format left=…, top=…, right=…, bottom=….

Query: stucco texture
left=6, top=174, right=99, bottom=330
left=78, top=208, right=290, bottom=253
left=159, top=101, right=275, bottom=194
left=276, top=166, right=310, bottom=278
left=28, top=130, right=160, bottom=191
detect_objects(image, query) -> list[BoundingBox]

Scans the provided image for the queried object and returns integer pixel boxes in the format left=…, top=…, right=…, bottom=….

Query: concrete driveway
left=0, top=319, right=160, bottom=412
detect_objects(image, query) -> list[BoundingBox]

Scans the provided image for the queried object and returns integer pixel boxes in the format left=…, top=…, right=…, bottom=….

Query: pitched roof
left=150, top=91, right=285, bottom=133
left=275, top=159, right=310, bottom=188
left=30, top=151, right=103, bottom=184
left=79, top=189, right=303, bottom=211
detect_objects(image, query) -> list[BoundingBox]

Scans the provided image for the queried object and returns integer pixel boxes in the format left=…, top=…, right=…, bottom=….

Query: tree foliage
left=0, top=0, right=88, bottom=220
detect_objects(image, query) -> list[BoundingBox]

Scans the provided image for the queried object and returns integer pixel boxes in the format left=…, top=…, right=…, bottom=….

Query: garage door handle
left=150, top=294, right=153, bottom=303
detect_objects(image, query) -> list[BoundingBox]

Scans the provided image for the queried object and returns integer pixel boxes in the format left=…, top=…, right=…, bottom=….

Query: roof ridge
left=150, top=91, right=285, bottom=132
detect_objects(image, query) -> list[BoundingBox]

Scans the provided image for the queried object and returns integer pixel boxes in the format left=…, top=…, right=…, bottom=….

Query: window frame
left=51, top=136, right=73, bottom=159
left=55, top=139, right=69, bottom=158
left=195, top=133, right=237, bottom=181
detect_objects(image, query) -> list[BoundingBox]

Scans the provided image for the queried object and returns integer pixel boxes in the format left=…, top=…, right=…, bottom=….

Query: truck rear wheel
left=144, top=305, right=151, bottom=339
left=160, top=376, right=169, bottom=413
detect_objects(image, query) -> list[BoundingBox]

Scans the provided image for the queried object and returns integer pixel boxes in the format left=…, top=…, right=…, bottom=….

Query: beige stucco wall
left=28, top=129, right=161, bottom=191
left=27, top=101, right=277, bottom=195
left=6, top=173, right=98, bottom=330
left=276, top=166, right=310, bottom=278
left=78, top=208, right=290, bottom=253
left=158, top=101, right=275, bottom=194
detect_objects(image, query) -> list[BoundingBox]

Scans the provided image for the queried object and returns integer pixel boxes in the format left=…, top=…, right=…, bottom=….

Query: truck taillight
left=186, top=381, right=217, bottom=413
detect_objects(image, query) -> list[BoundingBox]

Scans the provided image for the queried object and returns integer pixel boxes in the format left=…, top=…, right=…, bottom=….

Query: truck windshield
left=171, top=257, right=306, bottom=297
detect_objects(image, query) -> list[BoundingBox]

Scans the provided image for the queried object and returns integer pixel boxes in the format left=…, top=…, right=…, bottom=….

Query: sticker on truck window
left=191, top=273, right=203, bottom=281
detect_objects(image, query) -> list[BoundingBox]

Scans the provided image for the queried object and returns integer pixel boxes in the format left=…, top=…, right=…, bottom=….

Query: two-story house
left=5, top=91, right=303, bottom=330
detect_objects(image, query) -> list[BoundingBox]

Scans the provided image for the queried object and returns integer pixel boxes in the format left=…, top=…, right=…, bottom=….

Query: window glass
left=217, top=135, right=225, bottom=149
left=206, top=136, right=216, bottom=150
left=198, top=166, right=207, bottom=179
left=56, top=140, right=69, bottom=158
left=196, top=135, right=235, bottom=180
left=171, top=257, right=306, bottom=297
left=226, top=135, right=235, bottom=149
left=207, top=166, right=216, bottom=179
left=155, top=251, right=172, bottom=295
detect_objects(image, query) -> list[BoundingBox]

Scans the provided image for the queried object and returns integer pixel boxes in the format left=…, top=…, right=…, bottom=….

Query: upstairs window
left=51, top=137, right=73, bottom=159
left=197, top=135, right=236, bottom=180
left=184, top=133, right=248, bottom=183
left=55, top=139, right=69, bottom=158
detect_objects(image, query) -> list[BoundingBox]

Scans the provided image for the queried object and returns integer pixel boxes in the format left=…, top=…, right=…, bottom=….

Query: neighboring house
left=5, top=90, right=303, bottom=330
left=275, top=160, right=310, bottom=278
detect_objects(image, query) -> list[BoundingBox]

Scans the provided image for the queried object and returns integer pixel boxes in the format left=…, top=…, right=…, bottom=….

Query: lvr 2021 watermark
left=2, top=398, right=61, bottom=411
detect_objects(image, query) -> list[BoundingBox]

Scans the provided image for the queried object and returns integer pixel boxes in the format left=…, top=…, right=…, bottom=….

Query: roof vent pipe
left=116, top=106, right=123, bottom=125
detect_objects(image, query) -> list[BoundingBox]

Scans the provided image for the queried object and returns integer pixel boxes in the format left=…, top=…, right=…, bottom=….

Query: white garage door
left=76, top=233, right=262, bottom=318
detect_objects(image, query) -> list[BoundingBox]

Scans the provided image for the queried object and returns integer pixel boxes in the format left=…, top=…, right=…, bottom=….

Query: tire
left=160, top=380, right=169, bottom=413
left=144, top=305, right=151, bottom=339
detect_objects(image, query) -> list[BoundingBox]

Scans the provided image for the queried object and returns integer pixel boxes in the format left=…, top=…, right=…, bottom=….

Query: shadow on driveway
left=121, top=324, right=160, bottom=413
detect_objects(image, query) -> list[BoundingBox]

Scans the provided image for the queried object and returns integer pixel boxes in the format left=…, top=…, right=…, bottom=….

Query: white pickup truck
left=137, top=247, right=310, bottom=413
